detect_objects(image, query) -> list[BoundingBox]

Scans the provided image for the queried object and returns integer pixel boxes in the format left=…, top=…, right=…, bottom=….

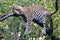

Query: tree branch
left=50, top=0, right=58, bottom=16
left=0, top=12, right=13, bottom=21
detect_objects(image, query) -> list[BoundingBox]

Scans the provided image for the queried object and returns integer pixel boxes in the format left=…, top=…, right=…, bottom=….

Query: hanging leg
left=24, top=22, right=31, bottom=35
left=41, top=17, right=46, bottom=35
left=41, top=23, right=46, bottom=35
left=46, top=16, right=53, bottom=35
left=24, top=18, right=32, bottom=36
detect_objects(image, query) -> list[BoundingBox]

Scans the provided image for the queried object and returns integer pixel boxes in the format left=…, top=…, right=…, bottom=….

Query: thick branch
left=0, top=12, right=13, bottom=21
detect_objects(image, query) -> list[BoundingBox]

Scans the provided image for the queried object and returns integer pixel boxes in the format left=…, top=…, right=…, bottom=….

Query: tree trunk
left=11, top=26, right=19, bottom=40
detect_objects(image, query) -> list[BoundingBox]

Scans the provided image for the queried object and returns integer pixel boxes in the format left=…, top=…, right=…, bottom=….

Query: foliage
left=0, top=0, right=60, bottom=40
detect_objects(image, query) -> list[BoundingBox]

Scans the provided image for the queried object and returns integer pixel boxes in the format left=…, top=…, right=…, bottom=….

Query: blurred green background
left=0, top=0, right=60, bottom=40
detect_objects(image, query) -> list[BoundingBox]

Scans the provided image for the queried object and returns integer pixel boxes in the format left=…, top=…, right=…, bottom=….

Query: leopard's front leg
left=23, top=14, right=33, bottom=36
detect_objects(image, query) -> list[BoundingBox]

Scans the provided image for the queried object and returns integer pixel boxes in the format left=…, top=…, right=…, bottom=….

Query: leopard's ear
left=12, top=4, right=20, bottom=10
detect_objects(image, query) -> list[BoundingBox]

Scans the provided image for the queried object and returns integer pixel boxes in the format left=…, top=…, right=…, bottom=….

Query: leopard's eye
left=16, top=9, right=20, bottom=11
